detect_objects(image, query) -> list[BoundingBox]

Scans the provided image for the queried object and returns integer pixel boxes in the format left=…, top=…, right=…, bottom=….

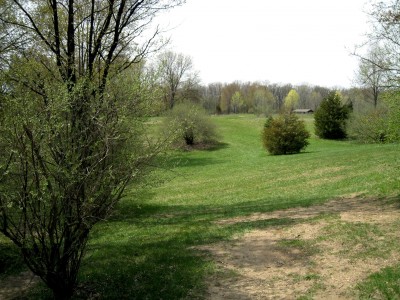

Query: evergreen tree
left=314, top=92, right=349, bottom=139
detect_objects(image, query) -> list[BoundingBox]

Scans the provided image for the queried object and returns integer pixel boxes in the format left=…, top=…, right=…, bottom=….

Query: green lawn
left=2, top=114, right=400, bottom=299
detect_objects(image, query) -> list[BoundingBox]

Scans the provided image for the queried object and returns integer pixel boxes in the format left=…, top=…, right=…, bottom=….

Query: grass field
left=1, top=114, right=399, bottom=299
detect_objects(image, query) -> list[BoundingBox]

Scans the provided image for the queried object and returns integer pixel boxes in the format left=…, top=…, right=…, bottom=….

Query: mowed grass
left=145, top=114, right=398, bottom=211
left=2, top=114, right=400, bottom=299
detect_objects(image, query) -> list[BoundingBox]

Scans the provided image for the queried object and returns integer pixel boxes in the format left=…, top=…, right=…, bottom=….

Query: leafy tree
left=262, top=114, right=310, bottom=155
left=284, top=89, right=300, bottom=111
left=231, top=91, right=244, bottom=113
left=162, top=102, right=219, bottom=147
left=314, top=92, right=350, bottom=139
left=0, top=0, right=183, bottom=299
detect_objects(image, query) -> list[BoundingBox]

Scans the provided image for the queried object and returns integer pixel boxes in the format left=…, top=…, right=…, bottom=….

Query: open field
left=1, top=114, right=400, bottom=299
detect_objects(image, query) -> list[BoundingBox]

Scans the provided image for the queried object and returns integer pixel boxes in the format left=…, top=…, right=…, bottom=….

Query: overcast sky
left=155, top=0, right=371, bottom=88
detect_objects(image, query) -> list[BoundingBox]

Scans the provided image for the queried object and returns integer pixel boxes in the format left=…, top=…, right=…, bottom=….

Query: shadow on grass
left=161, top=154, right=226, bottom=170
left=20, top=193, right=400, bottom=299
left=157, top=142, right=230, bottom=170
left=111, top=189, right=328, bottom=226
left=67, top=191, right=329, bottom=299
left=203, top=142, right=230, bottom=152
left=0, top=238, right=26, bottom=279
left=19, top=192, right=306, bottom=299
left=79, top=214, right=297, bottom=299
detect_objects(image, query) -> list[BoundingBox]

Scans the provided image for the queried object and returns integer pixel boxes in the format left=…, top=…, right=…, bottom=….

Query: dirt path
left=0, top=271, right=39, bottom=300
left=199, top=196, right=400, bottom=299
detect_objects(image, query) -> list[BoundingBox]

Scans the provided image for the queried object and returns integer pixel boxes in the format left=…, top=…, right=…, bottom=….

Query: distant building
left=293, top=108, right=314, bottom=114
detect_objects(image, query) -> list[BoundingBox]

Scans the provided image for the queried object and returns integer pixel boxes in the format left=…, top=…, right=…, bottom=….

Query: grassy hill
left=141, top=114, right=398, bottom=212
left=1, top=114, right=399, bottom=299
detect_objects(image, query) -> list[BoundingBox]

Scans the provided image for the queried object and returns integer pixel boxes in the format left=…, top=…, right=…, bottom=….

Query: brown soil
left=0, top=271, right=39, bottom=300
left=199, top=197, right=400, bottom=299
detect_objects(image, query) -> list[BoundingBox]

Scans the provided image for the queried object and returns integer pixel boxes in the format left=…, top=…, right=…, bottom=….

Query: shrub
left=163, top=102, right=219, bottom=148
left=314, top=92, right=349, bottom=139
left=262, top=114, right=310, bottom=155
left=347, top=108, right=388, bottom=143
left=384, top=91, right=400, bottom=142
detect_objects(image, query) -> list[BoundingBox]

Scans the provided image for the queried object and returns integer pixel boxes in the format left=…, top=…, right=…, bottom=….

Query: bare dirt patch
left=200, top=197, right=400, bottom=299
left=0, top=271, right=39, bottom=300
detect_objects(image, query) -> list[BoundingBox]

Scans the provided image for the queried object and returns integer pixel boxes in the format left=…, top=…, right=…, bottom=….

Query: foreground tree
left=0, top=0, right=183, bottom=299
left=314, top=92, right=350, bottom=139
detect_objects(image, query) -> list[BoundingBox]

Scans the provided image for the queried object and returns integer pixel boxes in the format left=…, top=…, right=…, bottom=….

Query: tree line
left=150, top=51, right=382, bottom=116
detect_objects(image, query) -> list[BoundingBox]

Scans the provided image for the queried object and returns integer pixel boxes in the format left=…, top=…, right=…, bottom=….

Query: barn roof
left=293, top=109, right=314, bottom=113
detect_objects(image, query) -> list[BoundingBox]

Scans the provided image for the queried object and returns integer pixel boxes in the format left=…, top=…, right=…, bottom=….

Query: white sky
left=155, top=0, right=371, bottom=88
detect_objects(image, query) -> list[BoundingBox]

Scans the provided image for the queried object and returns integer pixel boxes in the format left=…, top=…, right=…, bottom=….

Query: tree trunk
left=47, top=275, right=75, bottom=300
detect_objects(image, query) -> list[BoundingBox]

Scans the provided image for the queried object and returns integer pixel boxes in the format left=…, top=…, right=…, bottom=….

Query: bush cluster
left=163, top=102, right=219, bottom=147
left=384, top=92, right=400, bottom=142
left=262, top=114, right=310, bottom=155
left=347, top=108, right=388, bottom=143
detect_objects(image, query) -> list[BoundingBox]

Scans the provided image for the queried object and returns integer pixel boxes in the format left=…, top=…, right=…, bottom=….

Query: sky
left=155, top=0, right=372, bottom=88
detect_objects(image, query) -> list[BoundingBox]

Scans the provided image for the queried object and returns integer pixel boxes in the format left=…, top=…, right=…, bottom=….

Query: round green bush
left=262, top=114, right=310, bottom=155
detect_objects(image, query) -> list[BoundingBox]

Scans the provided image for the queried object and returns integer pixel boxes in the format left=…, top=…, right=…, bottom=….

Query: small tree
left=284, top=89, right=300, bottom=112
left=262, top=114, right=310, bottom=155
left=314, top=92, right=350, bottom=139
left=231, top=91, right=244, bottom=113
left=163, top=102, right=219, bottom=147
